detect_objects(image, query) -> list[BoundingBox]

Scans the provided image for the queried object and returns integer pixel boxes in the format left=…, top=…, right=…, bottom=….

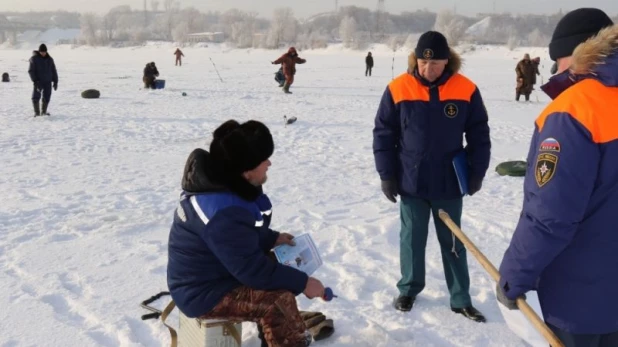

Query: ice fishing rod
left=209, top=57, right=224, bottom=82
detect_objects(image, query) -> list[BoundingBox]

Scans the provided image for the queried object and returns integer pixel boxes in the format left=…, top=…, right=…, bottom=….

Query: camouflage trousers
left=199, top=286, right=308, bottom=347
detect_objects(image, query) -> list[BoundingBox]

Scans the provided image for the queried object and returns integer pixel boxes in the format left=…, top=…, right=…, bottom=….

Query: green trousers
left=397, top=195, right=472, bottom=308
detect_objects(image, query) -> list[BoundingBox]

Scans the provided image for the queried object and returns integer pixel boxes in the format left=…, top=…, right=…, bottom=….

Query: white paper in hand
left=273, top=234, right=323, bottom=276
left=494, top=287, right=546, bottom=347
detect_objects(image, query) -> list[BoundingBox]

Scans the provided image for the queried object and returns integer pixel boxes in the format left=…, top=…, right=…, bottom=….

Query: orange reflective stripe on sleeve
left=536, top=79, right=618, bottom=144
left=388, top=73, right=429, bottom=103
left=438, top=74, right=477, bottom=102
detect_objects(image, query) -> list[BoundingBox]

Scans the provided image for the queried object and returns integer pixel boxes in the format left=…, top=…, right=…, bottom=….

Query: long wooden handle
left=438, top=209, right=564, bottom=347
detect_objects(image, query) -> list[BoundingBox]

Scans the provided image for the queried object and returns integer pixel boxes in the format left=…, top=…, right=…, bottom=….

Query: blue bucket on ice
left=154, top=80, right=166, bottom=89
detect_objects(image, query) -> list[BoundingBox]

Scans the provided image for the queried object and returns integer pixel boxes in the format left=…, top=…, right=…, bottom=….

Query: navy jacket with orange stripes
left=499, top=25, right=618, bottom=334
left=373, top=51, right=491, bottom=200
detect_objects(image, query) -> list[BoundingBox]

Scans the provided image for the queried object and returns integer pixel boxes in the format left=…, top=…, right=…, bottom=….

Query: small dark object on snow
left=495, top=160, right=527, bottom=177
left=284, top=115, right=297, bottom=125
left=81, top=89, right=101, bottom=99
left=2, top=72, right=9, bottom=82
left=182, top=92, right=187, bottom=96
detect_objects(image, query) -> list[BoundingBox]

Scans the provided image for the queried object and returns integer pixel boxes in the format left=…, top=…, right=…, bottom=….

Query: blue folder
left=453, top=151, right=469, bottom=196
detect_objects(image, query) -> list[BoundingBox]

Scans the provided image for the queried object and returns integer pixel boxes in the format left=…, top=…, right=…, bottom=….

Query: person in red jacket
left=272, top=47, right=306, bottom=94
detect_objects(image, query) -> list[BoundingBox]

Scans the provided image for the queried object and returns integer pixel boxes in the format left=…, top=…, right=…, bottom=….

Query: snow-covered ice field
left=0, top=43, right=552, bottom=346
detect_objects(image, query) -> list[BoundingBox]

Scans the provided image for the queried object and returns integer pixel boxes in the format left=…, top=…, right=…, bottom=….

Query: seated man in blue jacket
left=167, top=119, right=325, bottom=347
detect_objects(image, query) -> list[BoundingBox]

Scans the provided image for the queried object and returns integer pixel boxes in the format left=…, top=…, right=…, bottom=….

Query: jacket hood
left=542, top=24, right=618, bottom=98
left=32, top=51, right=51, bottom=58
left=408, top=48, right=462, bottom=74
left=571, top=24, right=618, bottom=87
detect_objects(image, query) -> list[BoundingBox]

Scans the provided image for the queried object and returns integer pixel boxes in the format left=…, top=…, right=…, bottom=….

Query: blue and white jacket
left=167, top=149, right=308, bottom=318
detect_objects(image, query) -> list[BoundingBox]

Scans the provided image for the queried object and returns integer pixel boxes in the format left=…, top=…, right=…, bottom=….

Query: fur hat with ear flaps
left=207, top=120, right=274, bottom=201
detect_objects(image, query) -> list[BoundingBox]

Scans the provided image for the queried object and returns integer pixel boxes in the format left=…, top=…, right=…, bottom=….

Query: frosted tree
left=223, top=10, right=259, bottom=48
left=387, top=35, right=405, bottom=52
left=181, top=7, right=203, bottom=33
left=80, top=13, right=101, bottom=46
left=339, top=16, right=357, bottom=48
left=527, top=28, right=549, bottom=47
left=172, top=22, right=189, bottom=43
left=404, top=33, right=419, bottom=49
left=433, top=10, right=467, bottom=47
left=266, top=8, right=297, bottom=49
left=151, top=0, right=160, bottom=12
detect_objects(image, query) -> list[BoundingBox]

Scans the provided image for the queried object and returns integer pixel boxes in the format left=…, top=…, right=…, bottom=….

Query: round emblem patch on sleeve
left=444, top=103, right=458, bottom=118
left=535, top=153, right=558, bottom=187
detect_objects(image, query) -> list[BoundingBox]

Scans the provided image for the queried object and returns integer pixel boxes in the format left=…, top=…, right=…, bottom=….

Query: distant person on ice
left=515, top=53, right=539, bottom=101
left=373, top=30, right=491, bottom=322
left=174, top=48, right=184, bottom=66
left=28, top=44, right=58, bottom=116
left=365, top=52, right=374, bottom=76
left=142, top=62, right=159, bottom=89
left=272, top=47, right=306, bottom=94
left=498, top=8, right=618, bottom=347
left=167, top=120, right=326, bottom=347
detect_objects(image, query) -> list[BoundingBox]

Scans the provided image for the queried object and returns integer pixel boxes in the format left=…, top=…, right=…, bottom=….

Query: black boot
left=41, top=101, right=50, bottom=115
left=394, top=295, right=415, bottom=312
left=33, top=101, right=40, bottom=117
left=525, top=94, right=530, bottom=101
left=451, top=306, right=486, bottom=323
left=516, top=93, right=521, bottom=101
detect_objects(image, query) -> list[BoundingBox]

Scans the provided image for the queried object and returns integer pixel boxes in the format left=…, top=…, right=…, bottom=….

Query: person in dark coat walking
left=167, top=120, right=325, bottom=347
left=515, top=53, right=539, bottom=101
left=174, top=48, right=184, bottom=66
left=28, top=44, right=58, bottom=116
left=143, top=62, right=159, bottom=89
left=373, top=31, right=491, bottom=321
left=365, top=52, right=374, bottom=76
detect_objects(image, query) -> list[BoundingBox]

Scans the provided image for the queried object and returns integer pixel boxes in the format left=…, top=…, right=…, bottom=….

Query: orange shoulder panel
left=535, top=79, right=618, bottom=144
left=388, top=73, right=429, bottom=104
left=439, top=74, right=477, bottom=102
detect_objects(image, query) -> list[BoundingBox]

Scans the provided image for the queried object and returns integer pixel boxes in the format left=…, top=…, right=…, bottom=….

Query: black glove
left=496, top=282, right=523, bottom=310
left=34, top=81, right=41, bottom=91
left=53, top=82, right=58, bottom=91
left=381, top=180, right=398, bottom=203
left=468, top=175, right=483, bottom=196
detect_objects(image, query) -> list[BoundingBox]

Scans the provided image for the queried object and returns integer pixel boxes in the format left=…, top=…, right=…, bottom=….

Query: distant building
left=187, top=32, right=225, bottom=43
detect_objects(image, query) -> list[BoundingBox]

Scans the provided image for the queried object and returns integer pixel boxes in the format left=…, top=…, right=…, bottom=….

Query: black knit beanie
left=209, top=120, right=274, bottom=176
left=39, top=44, right=48, bottom=52
left=415, top=31, right=450, bottom=60
left=549, top=8, right=613, bottom=61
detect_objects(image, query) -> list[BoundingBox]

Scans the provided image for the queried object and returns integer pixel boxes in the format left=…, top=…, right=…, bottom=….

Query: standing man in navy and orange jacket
left=497, top=8, right=618, bottom=346
left=372, top=31, right=491, bottom=321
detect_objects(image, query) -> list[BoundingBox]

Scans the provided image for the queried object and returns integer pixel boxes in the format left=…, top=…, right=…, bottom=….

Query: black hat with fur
left=208, top=120, right=273, bottom=199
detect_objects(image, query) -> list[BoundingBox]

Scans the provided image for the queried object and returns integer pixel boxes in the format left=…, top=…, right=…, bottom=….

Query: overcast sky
left=4, top=0, right=618, bottom=19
